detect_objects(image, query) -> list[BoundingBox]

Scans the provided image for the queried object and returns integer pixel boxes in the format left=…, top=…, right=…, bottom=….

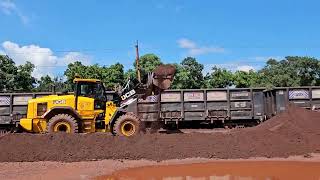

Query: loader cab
left=73, top=78, right=107, bottom=110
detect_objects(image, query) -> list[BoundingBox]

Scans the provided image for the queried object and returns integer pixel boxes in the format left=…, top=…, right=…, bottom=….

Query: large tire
left=113, top=114, right=140, bottom=137
left=47, top=114, right=78, bottom=133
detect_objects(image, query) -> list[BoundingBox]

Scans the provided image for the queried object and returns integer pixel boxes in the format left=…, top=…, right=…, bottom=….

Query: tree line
left=1, top=54, right=320, bottom=92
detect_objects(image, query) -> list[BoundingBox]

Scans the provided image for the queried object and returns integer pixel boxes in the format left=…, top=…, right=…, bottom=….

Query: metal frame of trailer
left=1, top=87, right=320, bottom=129
left=136, top=88, right=267, bottom=125
left=0, top=92, right=52, bottom=127
left=136, top=86, right=320, bottom=126
left=264, top=86, right=320, bottom=117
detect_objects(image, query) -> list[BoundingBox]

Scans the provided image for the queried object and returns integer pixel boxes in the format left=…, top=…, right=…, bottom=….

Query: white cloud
left=1, top=41, right=90, bottom=78
left=203, top=63, right=260, bottom=75
left=214, top=63, right=257, bottom=72
left=62, top=52, right=90, bottom=65
left=177, top=38, right=225, bottom=56
left=253, top=56, right=283, bottom=61
left=0, top=0, right=29, bottom=24
left=0, top=0, right=15, bottom=15
left=178, top=38, right=196, bottom=49
left=237, top=65, right=254, bottom=72
left=203, top=55, right=283, bottom=74
left=189, top=46, right=225, bottom=56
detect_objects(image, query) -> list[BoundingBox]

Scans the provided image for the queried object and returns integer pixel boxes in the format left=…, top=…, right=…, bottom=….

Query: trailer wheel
left=47, top=114, right=78, bottom=133
left=113, top=114, right=140, bottom=137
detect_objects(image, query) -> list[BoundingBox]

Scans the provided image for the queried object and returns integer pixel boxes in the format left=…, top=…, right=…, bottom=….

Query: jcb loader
left=19, top=65, right=175, bottom=136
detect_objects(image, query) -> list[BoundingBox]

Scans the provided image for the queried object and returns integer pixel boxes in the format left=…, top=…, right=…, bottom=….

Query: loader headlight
left=37, top=103, right=47, bottom=116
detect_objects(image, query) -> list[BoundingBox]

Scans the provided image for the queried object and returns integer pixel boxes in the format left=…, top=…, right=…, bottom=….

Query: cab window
left=77, top=82, right=106, bottom=101
left=79, top=83, right=96, bottom=98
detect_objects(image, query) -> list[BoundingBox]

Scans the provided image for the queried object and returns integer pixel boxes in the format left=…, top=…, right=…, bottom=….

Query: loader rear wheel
left=113, top=114, right=140, bottom=137
left=47, top=114, right=78, bottom=133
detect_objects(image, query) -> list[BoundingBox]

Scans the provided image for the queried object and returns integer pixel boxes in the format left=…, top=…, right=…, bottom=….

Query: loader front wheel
left=47, top=114, right=78, bottom=133
left=113, top=114, right=140, bottom=137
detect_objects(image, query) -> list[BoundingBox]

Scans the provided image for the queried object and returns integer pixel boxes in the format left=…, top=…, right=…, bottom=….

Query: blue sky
left=1, top=0, right=320, bottom=78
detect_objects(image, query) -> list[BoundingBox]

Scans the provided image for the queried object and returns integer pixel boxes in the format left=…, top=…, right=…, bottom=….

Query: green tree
left=64, top=61, right=125, bottom=90
left=233, top=70, right=261, bottom=88
left=286, top=56, right=320, bottom=86
left=170, top=63, right=187, bottom=89
left=124, top=69, right=136, bottom=80
left=36, top=75, right=67, bottom=92
left=136, top=54, right=162, bottom=79
left=101, top=63, right=125, bottom=89
left=0, top=55, right=35, bottom=92
left=64, top=61, right=87, bottom=87
left=257, top=56, right=320, bottom=87
left=53, top=76, right=67, bottom=92
left=258, top=58, right=299, bottom=87
left=204, top=66, right=233, bottom=88
left=0, top=55, right=17, bottom=91
left=171, top=57, right=204, bottom=89
left=36, top=75, right=54, bottom=92
left=14, top=61, right=36, bottom=91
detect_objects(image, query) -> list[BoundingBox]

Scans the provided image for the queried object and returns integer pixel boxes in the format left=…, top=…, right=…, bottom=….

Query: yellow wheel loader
left=19, top=65, right=176, bottom=137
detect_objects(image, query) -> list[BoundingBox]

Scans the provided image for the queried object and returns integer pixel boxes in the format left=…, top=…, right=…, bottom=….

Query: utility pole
left=135, top=40, right=141, bottom=82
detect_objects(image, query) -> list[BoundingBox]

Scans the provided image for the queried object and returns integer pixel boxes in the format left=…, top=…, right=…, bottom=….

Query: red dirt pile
left=153, top=64, right=176, bottom=77
left=0, top=105, right=319, bottom=162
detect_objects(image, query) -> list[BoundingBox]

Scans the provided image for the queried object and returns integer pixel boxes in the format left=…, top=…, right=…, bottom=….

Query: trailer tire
left=47, top=114, right=78, bottom=133
left=113, top=113, right=140, bottom=137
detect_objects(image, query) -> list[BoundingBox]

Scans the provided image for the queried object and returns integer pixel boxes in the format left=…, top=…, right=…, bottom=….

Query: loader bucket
left=152, top=64, right=176, bottom=90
